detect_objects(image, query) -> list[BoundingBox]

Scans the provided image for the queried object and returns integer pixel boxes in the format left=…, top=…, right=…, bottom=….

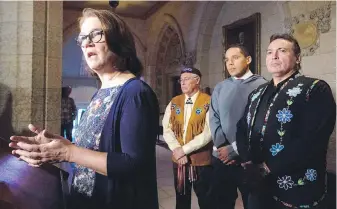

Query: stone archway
left=149, top=13, right=190, bottom=111
left=154, top=25, right=185, bottom=110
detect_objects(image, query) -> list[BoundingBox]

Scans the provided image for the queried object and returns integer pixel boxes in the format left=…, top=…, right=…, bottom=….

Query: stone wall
left=0, top=1, right=63, bottom=138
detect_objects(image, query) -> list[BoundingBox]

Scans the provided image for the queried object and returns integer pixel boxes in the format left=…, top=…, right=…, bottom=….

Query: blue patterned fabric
left=72, top=85, right=122, bottom=197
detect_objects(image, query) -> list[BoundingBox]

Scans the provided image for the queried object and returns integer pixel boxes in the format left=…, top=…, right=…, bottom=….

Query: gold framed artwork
left=284, top=2, right=332, bottom=56
left=222, top=13, right=261, bottom=78
left=292, top=21, right=318, bottom=49
left=287, top=19, right=320, bottom=56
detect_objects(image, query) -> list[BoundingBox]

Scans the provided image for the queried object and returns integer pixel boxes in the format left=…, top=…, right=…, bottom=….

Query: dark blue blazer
left=92, top=78, right=159, bottom=209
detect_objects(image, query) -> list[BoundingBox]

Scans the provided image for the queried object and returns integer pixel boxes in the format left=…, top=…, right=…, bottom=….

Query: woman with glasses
left=9, top=8, right=159, bottom=209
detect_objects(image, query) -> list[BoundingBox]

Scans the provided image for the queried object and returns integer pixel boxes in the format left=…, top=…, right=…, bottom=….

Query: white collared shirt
left=183, top=91, right=199, bottom=142
left=233, top=70, right=253, bottom=80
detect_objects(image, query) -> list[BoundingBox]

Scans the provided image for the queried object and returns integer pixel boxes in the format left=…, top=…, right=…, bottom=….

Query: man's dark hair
left=269, top=33, right=301, bottom=70
left=226, top=44, right=251, bottom=57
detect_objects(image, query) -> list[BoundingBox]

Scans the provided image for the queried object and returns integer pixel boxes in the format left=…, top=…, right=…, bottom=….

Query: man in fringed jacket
left=162, top=67, right=213, bottom=209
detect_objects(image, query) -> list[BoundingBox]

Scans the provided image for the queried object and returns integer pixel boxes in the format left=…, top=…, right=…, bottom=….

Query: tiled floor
left=156, top=142, right=244, bottom=209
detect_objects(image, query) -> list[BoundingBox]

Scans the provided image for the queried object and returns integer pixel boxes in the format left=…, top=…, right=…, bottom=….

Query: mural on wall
left=284, top=2, right=332, bottom=56
left=222, top=13, right=261, bottom=78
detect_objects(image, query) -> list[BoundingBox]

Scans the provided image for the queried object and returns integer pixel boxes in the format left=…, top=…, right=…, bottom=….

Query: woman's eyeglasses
left=76, top=29, right=104, bottom=46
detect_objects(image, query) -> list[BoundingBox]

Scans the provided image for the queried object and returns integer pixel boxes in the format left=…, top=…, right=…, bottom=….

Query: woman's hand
left=11, top=124, right=52, bottom=145
left=9, top=124, right=74, bottom=167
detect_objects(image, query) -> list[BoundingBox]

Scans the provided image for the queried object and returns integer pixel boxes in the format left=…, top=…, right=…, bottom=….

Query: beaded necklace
left=248, top=73, right=301, bottom=154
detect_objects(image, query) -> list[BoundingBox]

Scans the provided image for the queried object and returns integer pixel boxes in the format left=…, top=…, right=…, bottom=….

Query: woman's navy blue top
left=69, top=78, right=159, bottom=209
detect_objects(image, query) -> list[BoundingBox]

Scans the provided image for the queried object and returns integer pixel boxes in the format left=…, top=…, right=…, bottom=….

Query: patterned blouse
left=71, top=85, right=122, bottom=197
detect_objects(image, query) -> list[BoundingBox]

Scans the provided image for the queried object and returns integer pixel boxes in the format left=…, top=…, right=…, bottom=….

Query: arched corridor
left=0, top=1, right=335, bottom=209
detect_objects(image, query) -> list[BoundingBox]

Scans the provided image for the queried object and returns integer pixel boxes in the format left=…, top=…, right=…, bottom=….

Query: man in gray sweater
left=209, top=44, right=266, bottom=209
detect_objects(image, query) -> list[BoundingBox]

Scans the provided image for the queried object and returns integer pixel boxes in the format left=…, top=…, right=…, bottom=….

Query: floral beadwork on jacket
left=244, top=75, right=329, bottom=209
left=277, top=169, right=318, bottom=190
left=276, top=108, right=293, bottom=123
left=277, top=175, right=294, bottom=190
left=270, top=143, right=285, bottom=156
left=274, top=169, right=324, bottom=208
left=249, top=80, right=290, bottom=152
left=251, top=89, right=262, bottom=102
left=286, top=86, right=302, bottom=97
left=246, top=87, right=267, bottom=128
left=247, top=87, right=264, bottom=126
left=305, top=80, right=320, bottom=101
left=246, top=73, right=302, bottom=151
left=273, top=190, right=326, bottom=209
left=246, top=112, right=251, bottom=126
left=305, top=169, right=317, bottom=182
left=196, top=107, right=202, bottom=115
left=269, top=83, right=303, bottom=156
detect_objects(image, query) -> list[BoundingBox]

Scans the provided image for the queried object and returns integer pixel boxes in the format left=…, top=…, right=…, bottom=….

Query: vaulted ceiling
left=63, top=1, right=167, bottom=19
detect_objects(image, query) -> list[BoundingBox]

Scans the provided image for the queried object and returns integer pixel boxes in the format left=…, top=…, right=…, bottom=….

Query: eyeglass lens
left=76, top=30, right=103, bottom=46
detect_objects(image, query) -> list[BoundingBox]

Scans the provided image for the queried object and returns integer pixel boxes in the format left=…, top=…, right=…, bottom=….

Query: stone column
left=44, top=1, right=63, bottom=134
left=0, top=1, right=63, bottom=139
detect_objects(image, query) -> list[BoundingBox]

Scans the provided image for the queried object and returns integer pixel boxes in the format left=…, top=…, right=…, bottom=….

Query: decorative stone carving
left=284, top=2, right=332, bottom=56
left=182, top=50, right=197, bottom=67
left=309, top=3, right=332, bottom=33
left=154, top=25, right=186, bottom=105
left=165, top=32, right=182, bottom=67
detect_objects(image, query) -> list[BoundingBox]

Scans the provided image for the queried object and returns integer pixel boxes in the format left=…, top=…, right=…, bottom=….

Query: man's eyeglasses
left=178, top=76, right=198, bottom=84
left=76, top=29, right=104, bottom=46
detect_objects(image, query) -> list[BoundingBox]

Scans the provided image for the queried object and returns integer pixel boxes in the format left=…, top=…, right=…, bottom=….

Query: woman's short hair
left=78, top=8, right=143, bottom=77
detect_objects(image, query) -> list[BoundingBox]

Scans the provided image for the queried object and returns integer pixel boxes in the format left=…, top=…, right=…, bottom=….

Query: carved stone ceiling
left=63, top=1, right=167, bottom=19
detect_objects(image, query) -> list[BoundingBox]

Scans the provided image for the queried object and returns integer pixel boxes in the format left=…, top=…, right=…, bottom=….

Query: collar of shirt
left=185, top=91, right=200, bottom=104
left=233, top=70, right=253, bottom=80
left=269, top=71, right=300, bottom=90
